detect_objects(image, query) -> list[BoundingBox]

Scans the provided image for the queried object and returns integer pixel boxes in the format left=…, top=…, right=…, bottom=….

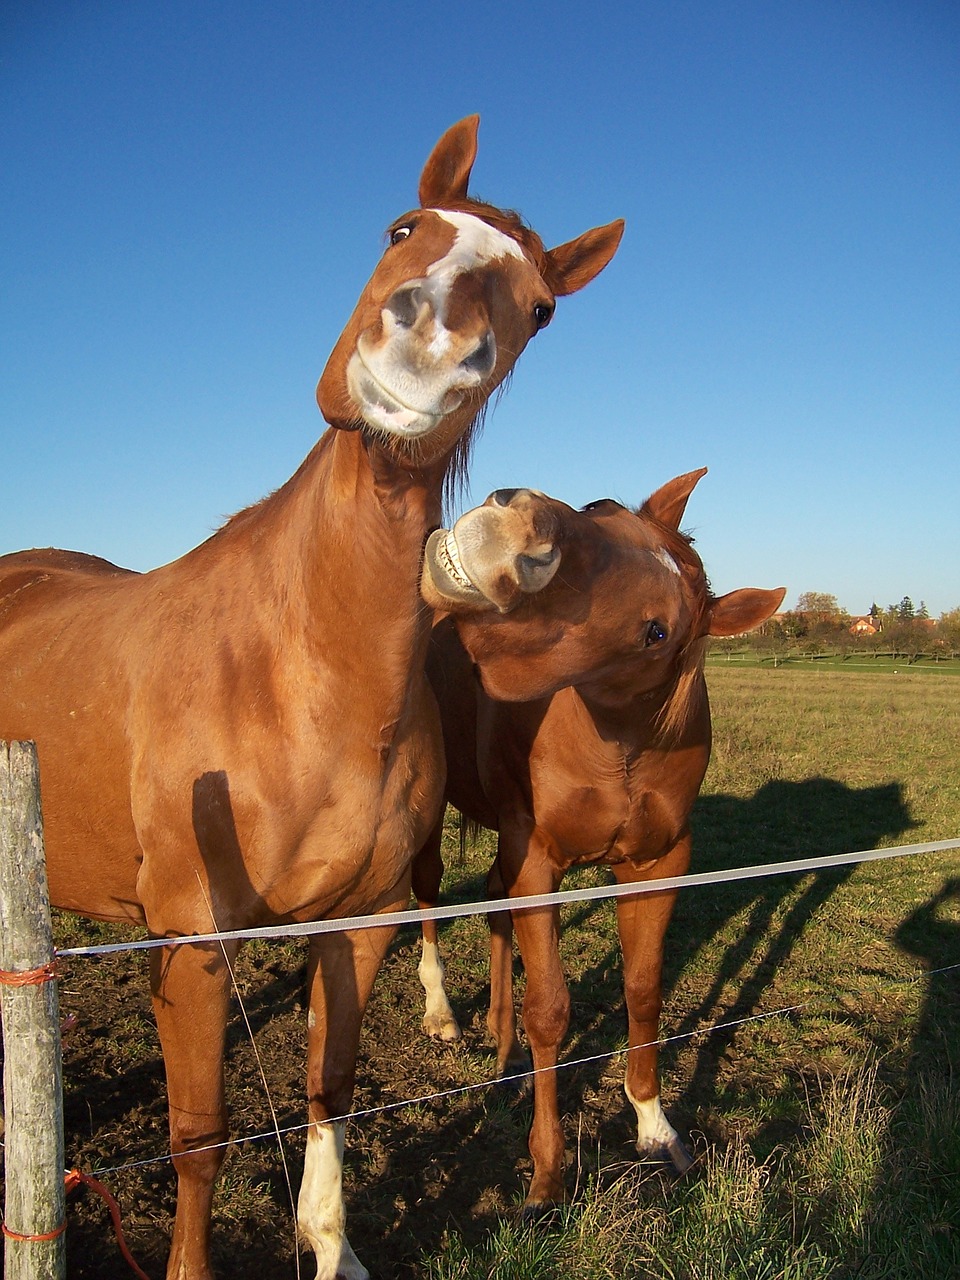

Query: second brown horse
left=417, top=469, right=785, bottom=1208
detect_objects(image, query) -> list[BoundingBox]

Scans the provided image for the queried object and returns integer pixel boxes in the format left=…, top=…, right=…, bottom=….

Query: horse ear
left=419, top=115, right=480, bottom=207
left=642, top=468, right=708, bottom=531
left=543, top=219, right=625, bottom=296
left=708, top=587, right=787, bottom=638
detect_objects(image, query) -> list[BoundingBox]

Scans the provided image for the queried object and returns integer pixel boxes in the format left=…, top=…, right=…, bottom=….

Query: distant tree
left=898, top=596, right=915, bottom=620
left=863, top=625, right=888, bottom=658
left=917, top=600, right=929, bottom=620
left=796, top=591, right=841, bottom=619
left=748, top=618, right=793, bottom=666
left=780, top=610, right=808, bottom=639
left=868, top=602, right=881, bottom=619
left=710, top=634, right=741, bottom=661
left=937, top=608, right=960, bottom=657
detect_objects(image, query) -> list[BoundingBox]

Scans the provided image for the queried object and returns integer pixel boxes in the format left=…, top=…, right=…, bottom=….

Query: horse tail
left=457, top=811, right=484, bottom=860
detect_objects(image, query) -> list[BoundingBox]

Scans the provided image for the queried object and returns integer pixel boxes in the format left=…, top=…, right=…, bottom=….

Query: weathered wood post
left=0, top=740, right=66, bottom=1280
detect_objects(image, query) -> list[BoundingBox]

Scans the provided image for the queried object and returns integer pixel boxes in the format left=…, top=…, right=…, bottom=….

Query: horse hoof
left=422, top=1015, right=462, bottom=1042
left=637, top=1135, right=694, bottom=1175
left=520, top=1199, right=565, bottom=1227
left=664, top=1134, right=694, bottom=1174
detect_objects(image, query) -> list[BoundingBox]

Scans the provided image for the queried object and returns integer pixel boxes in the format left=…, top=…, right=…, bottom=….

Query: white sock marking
left=624, top=1083, right=680, bottom=1152
left=418, top=939, right=462, bottom=1040
left=297, top=1122, right=369, bottom=1280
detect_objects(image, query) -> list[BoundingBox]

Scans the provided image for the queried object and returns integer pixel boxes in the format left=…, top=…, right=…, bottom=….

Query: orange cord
left=65, top=1171, right=153, bottom=1280
left=0, top=960, right=59, bottom=987
left=2, top=1219, right=66, bottom=1242
left=2, top=1170, right=152, bottom=1280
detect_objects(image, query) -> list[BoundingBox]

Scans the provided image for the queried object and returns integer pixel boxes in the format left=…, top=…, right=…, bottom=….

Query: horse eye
left=533, top=303, right=554, bottom=330
left=390, top=225, right=413, bottom=245
left=644, top=620, right=668, bottom=647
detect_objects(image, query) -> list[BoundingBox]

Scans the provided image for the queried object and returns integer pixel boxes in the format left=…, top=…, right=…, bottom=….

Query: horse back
left=0, top=548, right=136, bottom=616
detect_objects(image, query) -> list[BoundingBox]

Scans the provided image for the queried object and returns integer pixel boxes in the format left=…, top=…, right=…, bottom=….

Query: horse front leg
left=485, top=852, right=527, bottom=1079
left=499, top=825, right=568, bottom=1209
left=150, top=939, right=238, bottom=1280
left=298, top=911, right=401, bottom=1280
left=412, top=817, right=461, bottom=1042
left=614, top=835, right=693, bottom=1174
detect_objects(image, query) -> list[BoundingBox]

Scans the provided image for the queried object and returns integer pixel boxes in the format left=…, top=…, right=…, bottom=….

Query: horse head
left=422, top=469, right=786, bottom=707
left=317, top=116, right=624, bottom=466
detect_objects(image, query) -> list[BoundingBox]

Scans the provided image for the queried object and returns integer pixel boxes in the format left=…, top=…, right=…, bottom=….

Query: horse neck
left=566, top=676, right=684, bottom=757
left=207, top=428, right=445, bottom=678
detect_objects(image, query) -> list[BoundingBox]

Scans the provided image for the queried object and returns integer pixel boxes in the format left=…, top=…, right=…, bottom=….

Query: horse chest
left=532, top=745, right=669, bottom=868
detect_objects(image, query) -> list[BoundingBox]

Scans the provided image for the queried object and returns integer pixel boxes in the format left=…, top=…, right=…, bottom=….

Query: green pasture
left=706, top=648, right=960, bottom=676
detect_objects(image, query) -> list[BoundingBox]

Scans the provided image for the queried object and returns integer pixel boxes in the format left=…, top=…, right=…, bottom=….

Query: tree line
left=712, top=591, right=960, bottom=662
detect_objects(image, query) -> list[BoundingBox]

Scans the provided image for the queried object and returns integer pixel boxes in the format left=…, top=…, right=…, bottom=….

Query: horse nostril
left=385, top=282, right=426, bottom=328
left=519, top=547, right=558, bottom=573
left=461, top=330, right=496, bottom=379
left=491, top=488, right=522, bottom=507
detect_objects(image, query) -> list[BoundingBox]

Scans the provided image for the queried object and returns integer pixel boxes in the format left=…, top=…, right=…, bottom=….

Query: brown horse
left=416, top=471, right=785, bottom=1208
left=0, top=117, right=623, bottom=1279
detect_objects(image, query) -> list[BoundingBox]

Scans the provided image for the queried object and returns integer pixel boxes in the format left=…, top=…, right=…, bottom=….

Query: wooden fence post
left=0, top=740, right=66, bottom=1280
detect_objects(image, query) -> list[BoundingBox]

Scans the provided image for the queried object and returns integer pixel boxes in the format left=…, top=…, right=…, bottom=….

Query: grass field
left=24, top=665, right=960, bottom=1277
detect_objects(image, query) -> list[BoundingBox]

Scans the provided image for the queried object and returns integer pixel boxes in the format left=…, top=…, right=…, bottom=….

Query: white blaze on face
left=654, top=548, right=682, bottom=577
left=297, top=1121, right=369, bottom=1280
left=423, top=210, right=527, bottom=360
left=349, top=209, right=530, bottom=438
left=429, top=209, right=527, bottom=272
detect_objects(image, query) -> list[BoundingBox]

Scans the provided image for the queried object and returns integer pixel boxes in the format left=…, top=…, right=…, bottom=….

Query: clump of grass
left=424, top=1217, right=562, bottom=1279
left=800, top=1062, right=888, bottom=1241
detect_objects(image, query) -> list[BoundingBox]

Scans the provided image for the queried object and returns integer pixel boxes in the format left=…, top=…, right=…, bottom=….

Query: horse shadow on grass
left=666, top=775, right=915, bottom=1116
left=894, top=877, right=960, bottom=1083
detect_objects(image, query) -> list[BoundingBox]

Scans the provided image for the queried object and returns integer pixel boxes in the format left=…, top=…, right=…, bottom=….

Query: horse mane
left=655, top=633, right=709, bottom=745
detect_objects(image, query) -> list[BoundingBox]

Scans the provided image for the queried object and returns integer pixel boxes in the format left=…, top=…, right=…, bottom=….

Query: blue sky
left=3, top=1, right=958, bottom=616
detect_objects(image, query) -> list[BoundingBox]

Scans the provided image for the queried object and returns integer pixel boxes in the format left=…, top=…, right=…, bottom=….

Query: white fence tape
left=58, top=837, right=960, bottom=958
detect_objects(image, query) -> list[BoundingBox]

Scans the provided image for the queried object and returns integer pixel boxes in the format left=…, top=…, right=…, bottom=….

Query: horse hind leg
left=486, top=854, right=528, bottom=1080
left=412, top=822, right=461, bottom=1042
left=418, top=932, right=462, bottom=1042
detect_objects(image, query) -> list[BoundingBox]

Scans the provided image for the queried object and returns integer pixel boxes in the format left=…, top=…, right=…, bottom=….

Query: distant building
left=849, top=616, right=881, bottom=636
